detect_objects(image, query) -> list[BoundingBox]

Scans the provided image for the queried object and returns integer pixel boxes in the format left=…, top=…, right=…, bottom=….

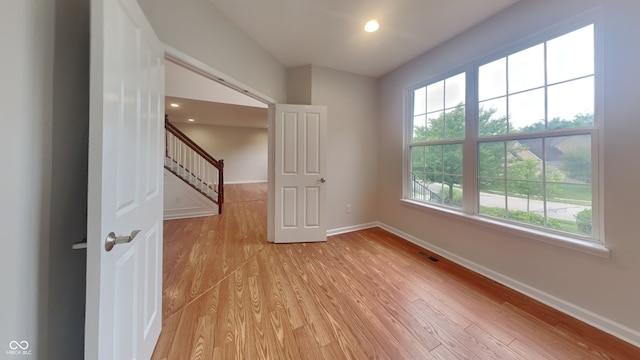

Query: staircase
left=411, top=174, right=443, bottom=204
left=165, top=116, right=224, bottom=214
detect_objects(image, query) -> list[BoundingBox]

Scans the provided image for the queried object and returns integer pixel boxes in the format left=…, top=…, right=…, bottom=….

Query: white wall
left=137, top=0, right=287, bottom=103
left=175, top=123, right=268, bottom=183
left=286, top=65, right=312, bottom=105
left=163, top=169, right=218, bottom=219
left=378, top=0, right=640, bottom=345
left=0, top=2, right=54, bottom=357
left=0, top=0, right=88, bottom=358
left=309, top=66, right=379, bottom=231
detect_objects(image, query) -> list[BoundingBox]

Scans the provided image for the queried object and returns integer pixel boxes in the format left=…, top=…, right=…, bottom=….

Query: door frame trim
left=162, top=45, right=278, bottom=240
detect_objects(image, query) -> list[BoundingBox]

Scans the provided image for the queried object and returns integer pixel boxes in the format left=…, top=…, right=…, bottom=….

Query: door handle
left=105, top=230, right=141, bottom=252
left=72, top=238, right=88, bottom=250
left=319, top=177, right=326, bottom=183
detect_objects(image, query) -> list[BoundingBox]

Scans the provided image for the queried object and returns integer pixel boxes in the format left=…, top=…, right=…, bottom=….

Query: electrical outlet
left=346, top=204, right=352, bottom=214
left=175, top=197, right=180, bottom=204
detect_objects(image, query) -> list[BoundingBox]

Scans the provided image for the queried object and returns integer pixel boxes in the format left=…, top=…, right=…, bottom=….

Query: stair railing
left=411, top=174, right=443, bottom=204
left=165, top=117, right=224, bottom=213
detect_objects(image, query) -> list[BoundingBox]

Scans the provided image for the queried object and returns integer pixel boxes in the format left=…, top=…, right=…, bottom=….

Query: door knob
left=105, top=230, right=141, bottom=252
left=319, top=177, right=326, bottom=183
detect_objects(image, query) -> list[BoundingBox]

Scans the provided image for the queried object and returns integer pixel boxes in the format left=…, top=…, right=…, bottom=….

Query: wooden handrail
left=165, top=116, right=222, bottom=169
left=165, top=115, right=224, bottom=213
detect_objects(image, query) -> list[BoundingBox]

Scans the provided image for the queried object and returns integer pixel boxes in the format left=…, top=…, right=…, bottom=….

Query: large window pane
left=443, top=144, right=463, bottom=176
left=412, top=114, right=426, bottom=141
left=425, top=145, right=441, bottom=173
left=547, top=135, right=592, bottom=184
left=410, top=144, right=463, bottom=208
left=547, top=25, right=594, bottom=84
left=547, top=77, right=594, bottom=126
left=445, top=73, right=466, bottom=108
left=413, top=86, right=426, bottom=115
left=546, top=134, right=592, bottom=184
left=479, top=180, right=506, bottom=218
left=507, top=142, right=543, bottom=181
left=508, top=44, right=545, bottom=94
left=427, top=111, right=445, bottom=140
left=508, top=88, right=545, bottom=132
left=443, top=175, right=463, bottom=206
left=444, top=106, right=465, bottom=139
left=507, top=180, right=545, bottom=224
left=545, top=136, right=593, bottom=236
left=426, top=81, right=444, bottom=113
left=411, top=146, right=426, bottom=178
left=478, top=141, right=505, bottom=180
left=479, top=97, right=508, bottom=136
left=479, top=57, right=506, bottom=101
left=548, top=184, right=592, bottom=236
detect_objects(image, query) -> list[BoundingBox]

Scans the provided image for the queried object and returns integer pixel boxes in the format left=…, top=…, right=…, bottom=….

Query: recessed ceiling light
left=170, top=103, right=180, bottom=108
left=364, top=20, right=379, bottom=33
left=187, top=118, right=195, bottom=122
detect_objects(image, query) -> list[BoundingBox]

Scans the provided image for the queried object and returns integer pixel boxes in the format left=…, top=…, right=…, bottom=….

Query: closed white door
left=270, top=105, right=327, bottom=243
left=86, top=0, right=164, bottom=358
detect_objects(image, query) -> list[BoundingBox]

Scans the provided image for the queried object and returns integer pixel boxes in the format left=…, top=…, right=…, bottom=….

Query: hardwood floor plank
left=499, top=302, right=599, bottom=359
left=275, top=247, right=336, bottom=347
left=553, top=320, right=638, bottom=360
left=255, top=249, right=286, bottom=314
left=152, top=183, right=640, bottom=360
left=320, top=341, right=351, bottom=360
left=292, top=325, right=326, bottom=360
left=464, top=323, right=526, bottom=360
left=211, top=341, right=236, bottom=360
left=430, top=344, right=461, bottom=360
left=213, top=276, right=236, bottom=347
left=264, top=246, right=307, bottom=329
left=150, top=308, right=181, bottom=360
left=269, top=308, right=304, bottom=360
left=508, top=339, right=552, bottom=360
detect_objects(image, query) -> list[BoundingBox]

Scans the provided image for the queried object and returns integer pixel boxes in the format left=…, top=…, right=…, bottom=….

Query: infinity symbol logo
left=9, top=341, right=29, bottom=350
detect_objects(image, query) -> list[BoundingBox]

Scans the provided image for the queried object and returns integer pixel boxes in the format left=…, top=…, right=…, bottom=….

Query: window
left=406, top=23, right=600, bottom=243
left=410, top=73, right=466, bottom=208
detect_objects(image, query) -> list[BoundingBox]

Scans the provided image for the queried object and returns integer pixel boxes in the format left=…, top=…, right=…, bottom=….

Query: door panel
left=305, top=187, right=320, bottom=226
left=304, top=113, right=320, bottom=174
left=87, top=0, right=164, bottom=358
left=271, top=105, right=327, bottom=243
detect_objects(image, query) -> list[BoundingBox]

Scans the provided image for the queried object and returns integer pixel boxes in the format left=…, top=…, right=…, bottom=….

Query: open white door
left=269, top=104, right=327, bottom=243
left=86, top=0, right=164, bottom=358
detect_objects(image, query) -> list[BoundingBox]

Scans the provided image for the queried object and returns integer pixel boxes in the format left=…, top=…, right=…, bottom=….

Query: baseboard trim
left=225, top=180, right=268, bottom=184
left=163, top=211, right=218, bottom=220
left=376, top=221, right=640, bottom=348
left=327, top=222, right=378, bottom=237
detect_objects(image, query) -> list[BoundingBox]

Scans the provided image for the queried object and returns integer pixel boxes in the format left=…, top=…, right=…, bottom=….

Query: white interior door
left=86, top=0, right=164, bottom=358
left=270, top=104, right=327, bottom=243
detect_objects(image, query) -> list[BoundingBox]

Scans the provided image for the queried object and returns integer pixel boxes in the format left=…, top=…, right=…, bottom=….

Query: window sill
left=399, top=199, right=610, bottom=259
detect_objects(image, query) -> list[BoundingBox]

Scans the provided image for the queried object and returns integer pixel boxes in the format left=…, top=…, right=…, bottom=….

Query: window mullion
left=463, top=65, right=478, bottom=214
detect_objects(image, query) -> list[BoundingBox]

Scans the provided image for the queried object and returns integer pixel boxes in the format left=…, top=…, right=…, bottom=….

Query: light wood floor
left=152, top=183, right=640, bottom=359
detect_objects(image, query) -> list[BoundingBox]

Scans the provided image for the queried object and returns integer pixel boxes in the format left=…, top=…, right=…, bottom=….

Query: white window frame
left=402, top=14, right=607, bottom=257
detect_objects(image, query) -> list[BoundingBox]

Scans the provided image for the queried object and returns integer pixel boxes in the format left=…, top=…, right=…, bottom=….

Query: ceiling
left=165, top=96, right=268, bottom=128
left=166, top=0, right=520, bottom=127
left=209, top=0, right=519, bottom=78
